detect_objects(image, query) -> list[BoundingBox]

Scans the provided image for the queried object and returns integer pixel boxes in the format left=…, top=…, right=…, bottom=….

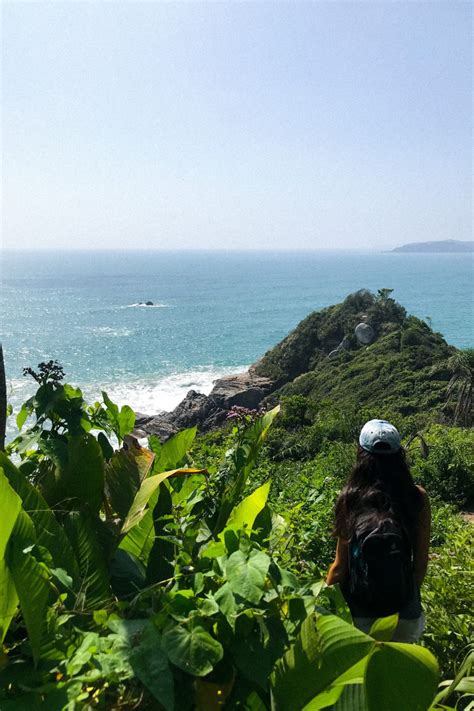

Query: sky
left=2, top=1, right=472, bottom=251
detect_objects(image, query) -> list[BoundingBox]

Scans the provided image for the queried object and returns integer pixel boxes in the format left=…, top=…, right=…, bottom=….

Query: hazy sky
left=2, top=1, right=472, bottom=251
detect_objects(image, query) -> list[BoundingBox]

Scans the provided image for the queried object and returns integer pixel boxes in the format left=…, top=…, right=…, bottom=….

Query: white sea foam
left=5, top=365, right=248, bottom=443
left=88, top=326, right=134, bottom=337
left=97, top=365, right=248, bottom=415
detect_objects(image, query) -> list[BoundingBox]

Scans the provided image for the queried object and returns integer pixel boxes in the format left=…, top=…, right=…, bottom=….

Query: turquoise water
left=1, top=250, right=473, bottom=428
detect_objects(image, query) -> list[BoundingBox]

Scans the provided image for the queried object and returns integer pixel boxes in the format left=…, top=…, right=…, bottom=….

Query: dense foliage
left=0, top=363, right=472, bottom=710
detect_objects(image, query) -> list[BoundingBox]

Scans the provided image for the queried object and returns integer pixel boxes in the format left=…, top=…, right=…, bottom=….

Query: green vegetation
left=255, top=290, right=462, bottom=422
left=0, top=360, right=472, bottom=710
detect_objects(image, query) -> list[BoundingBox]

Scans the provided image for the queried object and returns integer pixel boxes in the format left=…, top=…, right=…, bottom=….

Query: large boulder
left=355, top=323, right=375, bottom=345
left=209, top=372, right=274, bottom=409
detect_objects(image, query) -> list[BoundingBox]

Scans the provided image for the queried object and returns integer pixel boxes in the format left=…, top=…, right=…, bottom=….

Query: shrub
left=423, top=523, right=474, bottom=676
left=411, top=426, right=474, bottom=507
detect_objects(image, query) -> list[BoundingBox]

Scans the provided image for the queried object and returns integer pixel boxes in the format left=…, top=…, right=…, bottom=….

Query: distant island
left=392, top=239, right=474, bottom=253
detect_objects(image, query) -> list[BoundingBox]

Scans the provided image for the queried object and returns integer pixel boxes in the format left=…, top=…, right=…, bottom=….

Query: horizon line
left=0, top=246, right=411, bottom=254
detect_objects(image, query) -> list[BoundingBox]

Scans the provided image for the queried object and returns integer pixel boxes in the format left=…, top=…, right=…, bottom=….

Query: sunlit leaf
left=225, top=481, right=271, bottom=533
left=368, top=615, right=399, bottom=642
left=121, top=468, right=204, bottom=535
left=365, top=642, right=439, bottom=711
left=153, top=427, right=197, bottom=473
left=0, top=559, right=18, bottom=644
left=271, top=613, right=374, bottom=711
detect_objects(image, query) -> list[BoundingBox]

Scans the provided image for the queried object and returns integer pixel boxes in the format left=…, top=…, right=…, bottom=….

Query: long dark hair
left=334, top=446, right=422, bottom=541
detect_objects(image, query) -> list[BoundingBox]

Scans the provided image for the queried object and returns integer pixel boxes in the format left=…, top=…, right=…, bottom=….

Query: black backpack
left=348, top=513, right=414, bottom=617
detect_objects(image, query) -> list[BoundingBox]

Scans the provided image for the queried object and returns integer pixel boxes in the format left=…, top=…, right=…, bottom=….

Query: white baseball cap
left=359, top=419, right=401, bottom=454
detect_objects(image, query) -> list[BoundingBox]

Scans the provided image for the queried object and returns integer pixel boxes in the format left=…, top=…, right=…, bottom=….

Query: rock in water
left=355, top=323, right=374, bottom=345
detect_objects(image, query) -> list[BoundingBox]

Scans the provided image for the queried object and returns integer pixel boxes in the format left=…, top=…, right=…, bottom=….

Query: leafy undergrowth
left=0, top=364, right=472, bottom=710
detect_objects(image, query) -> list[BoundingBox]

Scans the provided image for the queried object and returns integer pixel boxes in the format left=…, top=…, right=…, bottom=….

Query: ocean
left=1, top=250, right=473, bottom=438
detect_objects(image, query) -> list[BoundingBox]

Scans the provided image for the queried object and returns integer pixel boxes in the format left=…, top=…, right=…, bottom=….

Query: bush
left=253, top=442, right=355, bottom=576
left=411, top=426, right=474, bottom=507
left=278, top=395, right=315, bottom=430
left=423, top=523, right=474, bottom=676
left=402, top=327, right=425, bottom=348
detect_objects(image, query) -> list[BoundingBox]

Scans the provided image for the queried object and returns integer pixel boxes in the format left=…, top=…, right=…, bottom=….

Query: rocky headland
left=135, top=289, right=458, bottom=440
left=392, top=239, right=474, bottom=253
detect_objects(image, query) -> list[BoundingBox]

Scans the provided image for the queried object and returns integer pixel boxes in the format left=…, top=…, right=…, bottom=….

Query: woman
left=326, top=419, right=430, bottom=642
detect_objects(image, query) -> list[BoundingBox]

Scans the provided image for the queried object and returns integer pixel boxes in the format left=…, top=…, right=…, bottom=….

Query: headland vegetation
left=0, top=289, right=472, bottom=710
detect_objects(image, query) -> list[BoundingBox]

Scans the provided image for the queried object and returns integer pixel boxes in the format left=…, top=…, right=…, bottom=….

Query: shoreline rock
left=135, top=372, right=275, bottom=440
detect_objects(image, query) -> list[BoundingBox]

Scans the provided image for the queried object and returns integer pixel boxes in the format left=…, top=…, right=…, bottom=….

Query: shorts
left=353, top=613, right=425, bottom=643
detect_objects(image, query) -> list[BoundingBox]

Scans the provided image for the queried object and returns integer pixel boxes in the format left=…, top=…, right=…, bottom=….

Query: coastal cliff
left=136, top=289, right=460, bottom=439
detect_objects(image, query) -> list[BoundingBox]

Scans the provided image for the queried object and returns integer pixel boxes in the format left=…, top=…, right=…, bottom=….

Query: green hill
left=254, top=289, right=457, bottom=420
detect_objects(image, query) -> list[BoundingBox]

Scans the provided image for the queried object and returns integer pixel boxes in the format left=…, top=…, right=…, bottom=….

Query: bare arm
left=413, top=486, right=431, bottom=588
left=326, top=538, right=349, bottom=586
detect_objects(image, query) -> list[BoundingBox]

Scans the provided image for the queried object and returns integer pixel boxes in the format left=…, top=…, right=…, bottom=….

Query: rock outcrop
left=136, top=372, right=275, bottom=439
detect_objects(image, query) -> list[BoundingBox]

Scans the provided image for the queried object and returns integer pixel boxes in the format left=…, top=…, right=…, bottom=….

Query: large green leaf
left=225, top=549, right=271, bottom=605
left=146, top=483, right=174, bottom=586
left=47, top=433, right=104, bottom=513
left=0, top=467, right=22, bottom=642
left=119, top=507, right=156, bottom=564
left=225, top=481, right=271, bottom=534
left=119, top=475, right=198, bottom=565
left=214, top=406, right=280, bottom=534
left=105, top=445, right=154, bottom=519
left=0, top=559, right=18, bottom=643
left=161, top=622, right=223, bottom=677
left=365, top=642, right=439, bottom=711
left=0, top=454, right=79, bottom=582
left=0, top=467, right=22, bottom=558
left=62, top=512, right=112, bottom=609
left=230, top=623, right=274, bottom=689
left=111, top=619, right=174, bottom=710
left=332, top=684, right=368, bottom=711
left=129, top=622, right=174, bottom=711
left=121, top=468, right=204, bottom=535
left=109, top=549, right=146, bottom=599
left=16, top=402, right=31, bottom=430
left=7, top=538, right=51, bottom=664
left=303, top=658, right=370, bottom=710
left=152, top=427, right=197, bottom=473
left=271, top=613, right=374, bottom=711
left=368, top=615, right=399, bottom=642
left=214, top=582, right=237, bottom=629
